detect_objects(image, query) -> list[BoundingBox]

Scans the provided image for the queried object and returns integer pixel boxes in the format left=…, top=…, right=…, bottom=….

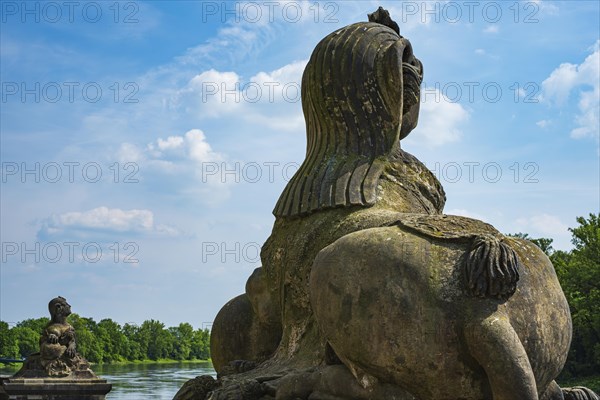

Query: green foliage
left=0, top=322, right=19, bottom=359
left=191, top=328, right=211, bottom=360
left=12, top=327, right=40, bottom=358
left=97, top=319, right=127, bottom=363
left=509, top=215, right=599, bottom=378
left=68, top=314, right=104, bottom=363
left=0, top=315, right=211, bottom=364
left=122, top=323, right=143, bottom=360
left=553, top=213, right=600, bottom=378
left=141, top=320, right=172, bottom=360
left=16, top=318, right=50, bottom=333
left=170, top=323, right=194, bottom=360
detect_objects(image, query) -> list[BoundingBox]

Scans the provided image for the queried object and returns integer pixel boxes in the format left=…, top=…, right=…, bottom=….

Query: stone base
left=0, top=377, right=111, bottom=400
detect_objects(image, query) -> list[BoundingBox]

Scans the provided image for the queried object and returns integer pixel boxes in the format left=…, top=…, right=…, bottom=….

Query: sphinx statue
left=4, top=297, right=112, bottom=398
left=14, top=296, right=95, bottom=379
left=175, top=8, right=598, bottom=400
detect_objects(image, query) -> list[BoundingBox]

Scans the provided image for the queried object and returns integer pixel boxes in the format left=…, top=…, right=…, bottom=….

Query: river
left=0, top=361, right=216, bottom=400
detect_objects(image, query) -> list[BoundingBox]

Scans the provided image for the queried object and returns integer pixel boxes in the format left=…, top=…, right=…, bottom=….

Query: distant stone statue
left=14, top=297, right=93, bottom=378
left=3, top=297, right=111, bottom=398
left=175, top=7, right=598, bottom=400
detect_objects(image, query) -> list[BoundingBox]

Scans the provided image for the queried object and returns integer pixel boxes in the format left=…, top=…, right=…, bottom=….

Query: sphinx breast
left=41, top=343, right=66, bottom=360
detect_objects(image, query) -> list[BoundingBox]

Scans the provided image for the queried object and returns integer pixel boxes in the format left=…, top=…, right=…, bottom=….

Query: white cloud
left=541, top=40, right=599, bottom=140
left=536, top=120, right=550, bottom=128
left=121, top=129, right=222, bottom=167
left=38, top=207, right=180, bottom=239
left=186, top=129, right=221, bottom=163
left=118, top=129, right=233, bottom=205
left=178, top=69, right=244, bottom=118
left=571, top=85, right=599, bottom=139
left=475, top=49, right=486, bottom=55
left=175, top=16, right=270, bottom=67
left=529, top=0, right=559, bottom=16
left=541, top=63, right=581, bottom=105
left=117, top=142, right=144, bottom=163
left=515, top=213, right=570, bottom=237
left=406, top=88, right=470, bottom=147
left=157, top=136, right=184, bottom=151
left=54, top=207, right=152, bottom=231
left=483, top=25, right=499, bottom=34
left=175, top=61, right=306, bottom=131
left=251, top=60, right=307, bottom=86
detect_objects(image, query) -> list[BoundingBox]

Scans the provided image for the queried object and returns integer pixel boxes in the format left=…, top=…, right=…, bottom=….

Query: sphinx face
left=49, top=297, right=72, bottom=321
left=62, top=302, right=72, bottom=317
left=398, top=38, right=423, bottom=140
left=54, top=301, right=71, bottom=318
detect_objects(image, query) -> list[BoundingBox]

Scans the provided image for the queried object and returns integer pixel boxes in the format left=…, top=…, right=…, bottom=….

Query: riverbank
left=90, top=358, right=211, bottom=366
left=1, top=363, right=596, bottom=394
left=0, top=359, right=212, bottom=374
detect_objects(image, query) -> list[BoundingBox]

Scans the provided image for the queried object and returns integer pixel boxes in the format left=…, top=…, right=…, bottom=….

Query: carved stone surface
left=175, top=8, right=599, bottom=400
left=1, top=377, right=112, bottom=400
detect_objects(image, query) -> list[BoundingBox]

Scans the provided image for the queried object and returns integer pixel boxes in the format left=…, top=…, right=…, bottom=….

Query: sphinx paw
left=47, top=333, right=59, bottom=344
left=563, top=386, right=600, bottom=400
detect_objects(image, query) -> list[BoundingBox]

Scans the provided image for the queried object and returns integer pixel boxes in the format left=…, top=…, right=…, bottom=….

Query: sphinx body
left=204, top=155, right=576, bottom=400
left=176, top=9, right=597, bottom=400
left=38, top=318, right=81, bottom=376
left=310, top=211, right=572, bottom=399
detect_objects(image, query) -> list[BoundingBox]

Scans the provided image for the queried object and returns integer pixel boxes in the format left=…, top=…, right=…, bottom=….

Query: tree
left=97, top=319, right=127, bottom=362
left=0, top=321, right=19, bottom=359
left=191, top=328, right=210, bottom=360
left=553, top=213, right=600, bottom=377
left=11, top=326, right=39, bottom=358
left=122, top=323, right=143, bottom=361
left=508, top=216, right=599, bottom=377
left=3, top=315, right=211, bottom=364
left=140, top=320, right=173, bottom=360
left=68, top=314, right=104, bottom=363
left=169, top=323, right=194, bottom=360
left=571, top=214, right=600, bottom=252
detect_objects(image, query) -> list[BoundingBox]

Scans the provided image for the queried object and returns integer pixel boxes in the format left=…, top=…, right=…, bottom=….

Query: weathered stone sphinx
left=14, top=297, right=91, bottom=379
left=174, top=8, right=599, bottom=400
left=2, top=297, right=111, bottom=399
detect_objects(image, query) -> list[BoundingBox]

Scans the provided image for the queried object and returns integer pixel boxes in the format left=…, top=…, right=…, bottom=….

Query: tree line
left=508, top=213, right=599, bottom=378
left=0, top=316, right=210, bottom=363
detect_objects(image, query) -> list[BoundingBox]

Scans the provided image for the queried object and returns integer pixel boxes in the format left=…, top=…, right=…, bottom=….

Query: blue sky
left=1, top=1, right=599, bottom=328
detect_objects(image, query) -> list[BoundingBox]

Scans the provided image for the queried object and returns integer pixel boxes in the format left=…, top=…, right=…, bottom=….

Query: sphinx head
left=274, top=10, right=424, bottom=217
left=49, top=296, right=71, bottom=323
left=299, top=14, right=423, bottom=148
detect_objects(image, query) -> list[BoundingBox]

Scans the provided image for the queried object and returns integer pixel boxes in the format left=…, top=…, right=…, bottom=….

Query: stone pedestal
left=0, top=376, right=111, bottom=400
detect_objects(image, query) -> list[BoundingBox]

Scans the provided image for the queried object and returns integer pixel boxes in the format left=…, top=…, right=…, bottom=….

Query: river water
left=0, top=361, right=216, bottom=400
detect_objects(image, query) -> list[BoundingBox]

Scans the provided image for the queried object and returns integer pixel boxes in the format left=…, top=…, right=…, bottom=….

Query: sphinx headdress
left=274, top=15, right=423, bottom=217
